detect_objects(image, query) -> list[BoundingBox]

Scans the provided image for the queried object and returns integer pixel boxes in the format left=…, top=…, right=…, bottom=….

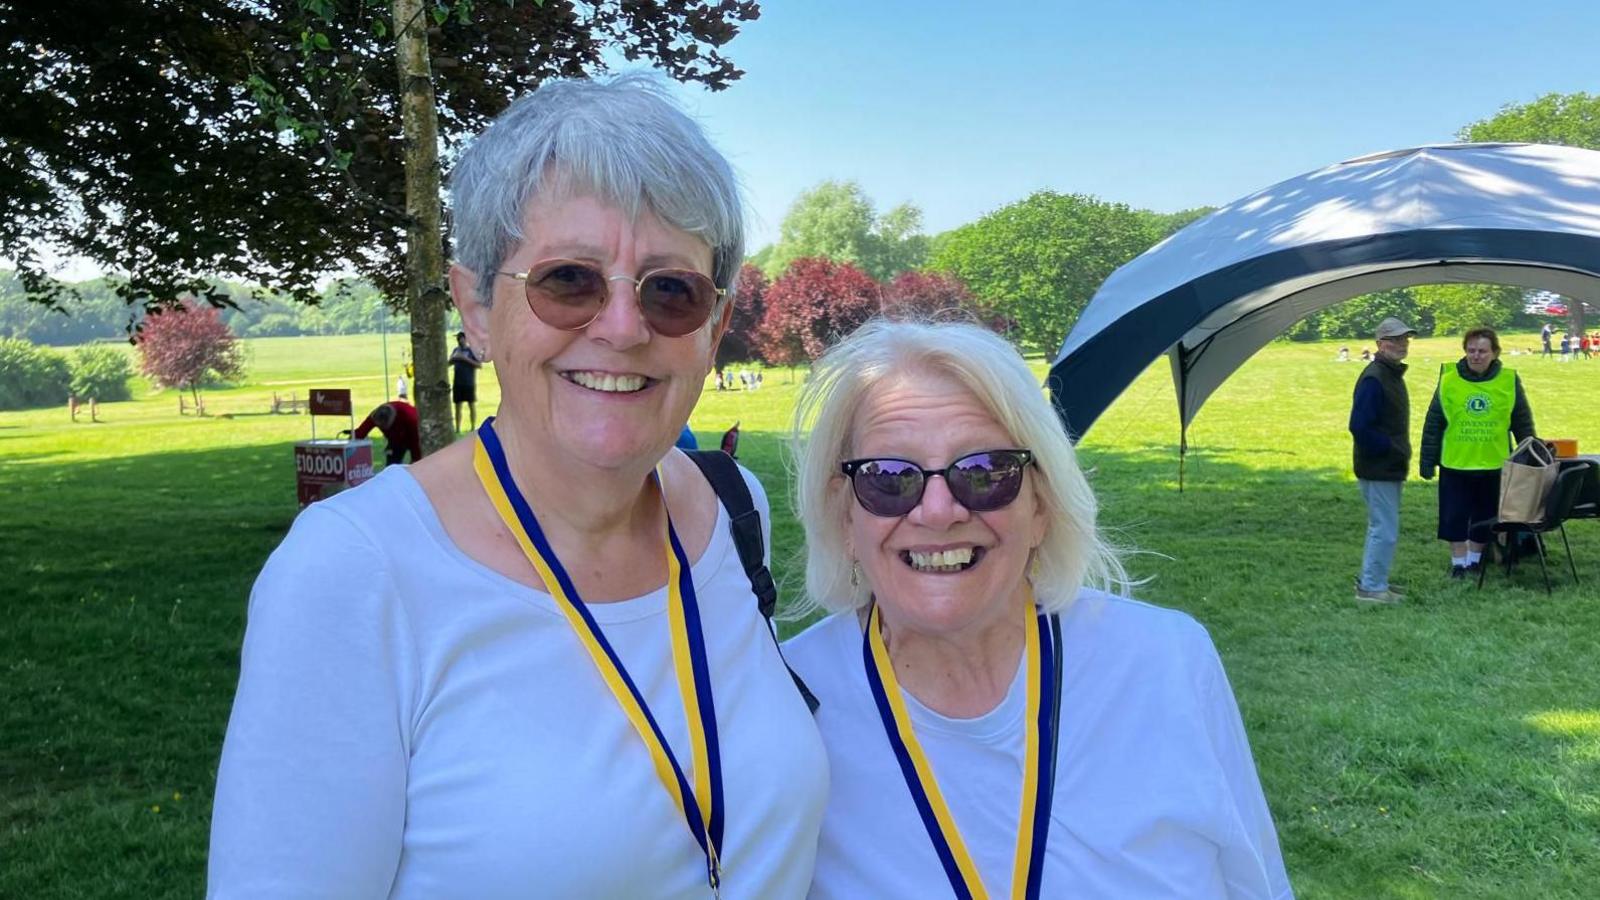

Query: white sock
left=1466, top=550, right=1482, bottom=565
left=1452, top=555, right=1469, bottom=568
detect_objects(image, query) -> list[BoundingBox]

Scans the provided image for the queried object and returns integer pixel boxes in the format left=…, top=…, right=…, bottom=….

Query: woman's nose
left=584, top=278, right=651, bottom=348
left=909, top=473, right=970, bottom=527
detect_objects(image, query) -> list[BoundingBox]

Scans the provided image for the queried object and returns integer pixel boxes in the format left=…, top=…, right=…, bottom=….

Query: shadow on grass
left=3, top=431, right=1598, bottom=897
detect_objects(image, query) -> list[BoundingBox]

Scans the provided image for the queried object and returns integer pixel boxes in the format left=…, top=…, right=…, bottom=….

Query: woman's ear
left=450, top=264, right=492, bottom=360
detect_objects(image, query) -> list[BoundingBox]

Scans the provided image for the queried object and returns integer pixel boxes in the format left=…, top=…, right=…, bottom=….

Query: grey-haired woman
left=782, top=319, right=1291, bottom=899
left=209, top=76, right=826, bottom=898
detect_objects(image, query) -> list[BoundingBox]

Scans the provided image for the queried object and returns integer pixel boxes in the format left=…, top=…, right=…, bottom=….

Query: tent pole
left=1179, top=424, right=1187, bottom=493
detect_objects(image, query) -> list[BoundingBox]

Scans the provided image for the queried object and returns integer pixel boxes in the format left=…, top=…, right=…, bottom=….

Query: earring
left=849, top=562, right=861, bottom=589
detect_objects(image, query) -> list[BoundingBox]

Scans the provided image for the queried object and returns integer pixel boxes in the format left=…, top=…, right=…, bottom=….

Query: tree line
left=0, top=272, right=408, bottom=346
left=722, top=92, right=1599, bottom=359
left=2, top=0, right=1593, bottom=413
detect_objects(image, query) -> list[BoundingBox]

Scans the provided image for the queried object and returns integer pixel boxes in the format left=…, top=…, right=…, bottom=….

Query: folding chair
left=1564, top=458, right=1600, bottom=520
left=1473, top=462, right=1591, bottom=594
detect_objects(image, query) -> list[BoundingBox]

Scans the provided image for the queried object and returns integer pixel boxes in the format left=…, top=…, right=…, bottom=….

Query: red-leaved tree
left=881, top=270, right=976, bottom=319
left=717, top=264, right=768, bottom=366
left=882, top=270, right=1011, bottom=333
left=755, top=258, right=881, bottom=365
left=137, top=301, right=246, bottom=411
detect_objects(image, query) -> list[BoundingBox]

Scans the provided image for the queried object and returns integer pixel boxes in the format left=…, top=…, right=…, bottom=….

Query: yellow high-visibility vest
left=1439, top=364, right=1516, bottom=470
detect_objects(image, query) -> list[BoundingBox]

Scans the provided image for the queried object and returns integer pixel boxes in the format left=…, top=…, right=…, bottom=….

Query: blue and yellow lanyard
left=473, top=418, right=725, bottom=894
left=863, top=595, right=1062, bottom=900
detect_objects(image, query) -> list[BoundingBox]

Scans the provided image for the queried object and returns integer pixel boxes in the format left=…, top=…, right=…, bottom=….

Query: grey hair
left=790, top=318, right=1130, bottom=618
left=449, top=73, right=744, bottom=309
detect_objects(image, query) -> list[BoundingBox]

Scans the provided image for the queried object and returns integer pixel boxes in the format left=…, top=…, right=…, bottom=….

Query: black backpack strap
left=686, top=449, right=819, bottom=714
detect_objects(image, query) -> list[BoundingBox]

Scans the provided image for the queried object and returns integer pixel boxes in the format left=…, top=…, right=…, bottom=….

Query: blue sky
left=664, top=0, right=1600, bottom=250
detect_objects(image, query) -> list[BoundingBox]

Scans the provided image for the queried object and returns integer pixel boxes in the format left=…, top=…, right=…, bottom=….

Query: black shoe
left=1450, top=565, right=1468, bottom=580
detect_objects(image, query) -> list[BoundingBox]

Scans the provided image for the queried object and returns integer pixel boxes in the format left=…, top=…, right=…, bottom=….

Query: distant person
left=1541, top=322, right=1553, bottom=357
left=395, top=373, right=409, bottom=399
left=1348, top=318, right=1415, bottom=604
left=350, top=399, right=422, bottom=466
left=1360, top=348, right=1372, bottom=362
left=1336, top=346, right=1350, bottom=362
left=674, top=424, right=698, bottom=450
left=1420, top=327, right=1536, bottom=578
left=449, top=331, right=483, bottom=432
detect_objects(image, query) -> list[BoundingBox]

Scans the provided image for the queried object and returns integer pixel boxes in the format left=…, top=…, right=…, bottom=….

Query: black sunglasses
left=498, top=258, right=724, bottom=338
left=840, top=449, right=1035, bottom=518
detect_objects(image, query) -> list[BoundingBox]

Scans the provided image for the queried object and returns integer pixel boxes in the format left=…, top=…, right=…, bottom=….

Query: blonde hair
left=790, top=318, right=1128, bottom=617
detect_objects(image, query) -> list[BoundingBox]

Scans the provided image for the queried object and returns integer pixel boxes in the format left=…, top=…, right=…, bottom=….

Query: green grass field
left=3, top=331, right=1598, bottom=897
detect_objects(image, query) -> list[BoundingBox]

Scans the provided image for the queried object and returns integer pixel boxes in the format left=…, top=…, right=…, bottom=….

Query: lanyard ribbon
left=863, top=596, right=1062, bottom=900
left=473, top=418, right=724, bottom=893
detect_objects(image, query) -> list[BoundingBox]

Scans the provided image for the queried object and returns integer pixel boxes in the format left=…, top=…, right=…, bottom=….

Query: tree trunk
left=393, top=0, right=452, bottom=454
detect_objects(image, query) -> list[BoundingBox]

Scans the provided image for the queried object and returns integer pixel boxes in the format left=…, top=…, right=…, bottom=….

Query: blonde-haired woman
left=782, top=319, right=1292, bottom=899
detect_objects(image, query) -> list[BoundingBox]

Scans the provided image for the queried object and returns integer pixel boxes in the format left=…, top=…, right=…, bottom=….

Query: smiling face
left=843, top=371, right=1047, bottom=639
left=1464, top=336, right=1497, bottom=374
left=455, top=192, right=726, bottom=473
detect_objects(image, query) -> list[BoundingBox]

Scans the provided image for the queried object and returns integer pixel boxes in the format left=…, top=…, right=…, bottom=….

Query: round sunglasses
left=499, top=258, right=725, bottom=338
left=840, top=449, right=1035, bottom=518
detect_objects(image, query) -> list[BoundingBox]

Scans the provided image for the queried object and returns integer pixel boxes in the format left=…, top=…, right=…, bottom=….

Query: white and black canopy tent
left=1048, top=143, right=1600, bottom=467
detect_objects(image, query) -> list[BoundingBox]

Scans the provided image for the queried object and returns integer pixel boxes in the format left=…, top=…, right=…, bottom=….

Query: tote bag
left=1499, top=437, right=1558, bottom=524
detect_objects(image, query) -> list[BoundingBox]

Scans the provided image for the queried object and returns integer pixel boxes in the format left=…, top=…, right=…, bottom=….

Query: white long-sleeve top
left=783, top=591, right=1292, bottom=900
left=209, top=466, right=827, bottom=899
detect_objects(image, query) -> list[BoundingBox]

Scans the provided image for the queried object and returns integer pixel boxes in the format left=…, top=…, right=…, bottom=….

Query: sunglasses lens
left=639, top=270, right=717, bottom=337
left=851, top=459, right=924, bottom=517
left=947, top=451, right=1027, bottom=511
left=526, top=261, right=606, bottom=329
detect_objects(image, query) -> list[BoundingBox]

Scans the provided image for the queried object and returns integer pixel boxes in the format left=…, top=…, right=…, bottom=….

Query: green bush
left=68, top=344, right=133, bottom=402
left=0, top=337, right=71, bottom=410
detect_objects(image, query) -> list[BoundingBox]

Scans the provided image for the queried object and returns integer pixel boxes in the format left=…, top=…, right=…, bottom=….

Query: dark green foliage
left=1286, top=288, right=1424, bottom=341
left=67, top=345, right=133, bottom=402
left=0, top=0, right=760, bottom=315
left=0, top=337, right=70, bottom=409
left=1459, top=92, right=1600, bottom=149
left=930, top=191, right=1160, bottom=353
left=1287, top=285, right=1533, bottom=342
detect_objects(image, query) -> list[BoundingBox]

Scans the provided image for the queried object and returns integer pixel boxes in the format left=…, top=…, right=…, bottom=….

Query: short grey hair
left=791, top=318, right=1130, bottom=617
left=449, top=73, right=744, bottom=308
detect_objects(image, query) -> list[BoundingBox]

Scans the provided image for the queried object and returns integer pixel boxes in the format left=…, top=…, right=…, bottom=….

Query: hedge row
left=0, top=339, right=133, bottom=411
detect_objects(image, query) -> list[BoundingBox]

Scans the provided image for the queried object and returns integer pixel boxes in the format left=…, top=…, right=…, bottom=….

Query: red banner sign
left=295, top=440, right=375, bottom=507
left=309, top=388, right=353, bottom=417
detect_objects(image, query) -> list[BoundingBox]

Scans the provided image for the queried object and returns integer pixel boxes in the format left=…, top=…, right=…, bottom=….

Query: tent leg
left=1178, top=424, right=1188, bottom=493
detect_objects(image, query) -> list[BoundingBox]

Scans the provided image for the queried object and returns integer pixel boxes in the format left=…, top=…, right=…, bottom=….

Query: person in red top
left=350, top=400, right=422, bottom=466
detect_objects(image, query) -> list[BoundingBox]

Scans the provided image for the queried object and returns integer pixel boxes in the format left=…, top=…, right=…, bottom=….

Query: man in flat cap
left=1348, top=316, right=1417, bottom=604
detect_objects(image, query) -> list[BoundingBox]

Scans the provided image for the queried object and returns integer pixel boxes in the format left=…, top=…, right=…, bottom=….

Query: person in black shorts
left=449, top=331, right=483, bottom=432
left=1419, top=327, right=1536, bottom=578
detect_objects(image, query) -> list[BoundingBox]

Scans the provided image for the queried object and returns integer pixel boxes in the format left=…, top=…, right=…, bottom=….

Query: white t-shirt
left=209, top=465, right=828, bottom=899
left=782, top=591, right=1292, bottom=900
